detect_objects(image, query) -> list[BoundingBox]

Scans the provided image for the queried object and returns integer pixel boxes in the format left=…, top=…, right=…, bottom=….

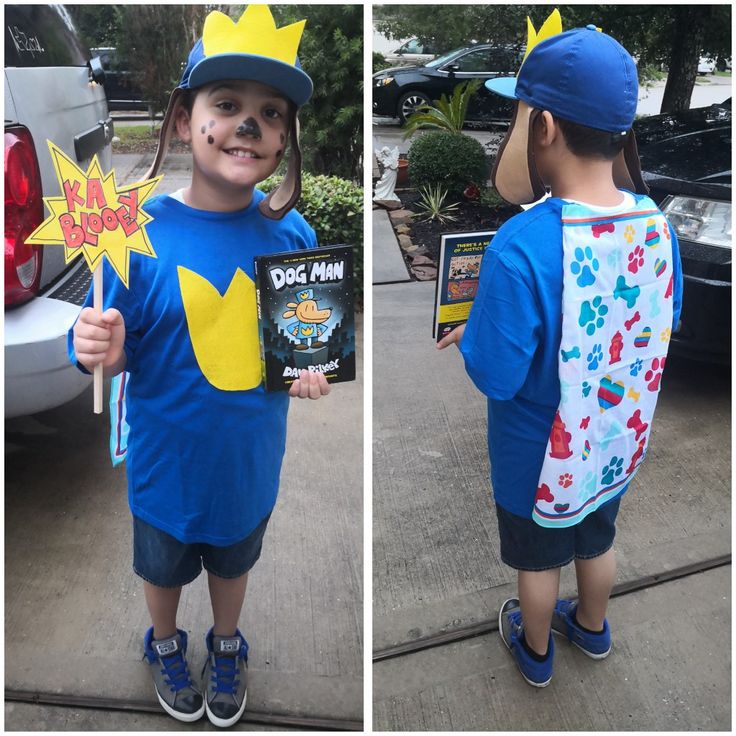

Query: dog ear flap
left=143, top=88, right=187, bottom=181
left=258, top=111, right=302, bottom=220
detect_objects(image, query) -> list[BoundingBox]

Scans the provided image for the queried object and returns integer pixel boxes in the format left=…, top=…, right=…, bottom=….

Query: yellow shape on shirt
left=177, top=266, right=262, bottom=391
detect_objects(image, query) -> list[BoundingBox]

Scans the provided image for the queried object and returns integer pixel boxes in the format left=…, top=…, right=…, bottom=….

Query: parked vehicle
left=697, top=56, right=716, bottom=74
left=5, top=4, right=114, bottom=417
left=373, top=44, right=521, bottom=124
left=91, top=47, right=151, bottom=113
left=634, top=99, right=731, bottom=363
left=384, top=38, right=440, bottom=67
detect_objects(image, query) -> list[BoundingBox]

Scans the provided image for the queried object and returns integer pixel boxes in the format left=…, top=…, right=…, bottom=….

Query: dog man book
left=255, top=244, right=355, bottom=390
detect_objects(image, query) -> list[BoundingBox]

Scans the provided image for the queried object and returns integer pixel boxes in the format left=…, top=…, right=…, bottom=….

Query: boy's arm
left=455, top=249, right=542, bottom=400
left=668, top=223, right=684, bottom=331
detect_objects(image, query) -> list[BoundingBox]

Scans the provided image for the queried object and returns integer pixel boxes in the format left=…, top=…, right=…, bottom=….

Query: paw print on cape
left=578, top=471, right=597, bottom=500
left=644, top=357, right=666, bottom=391
left=586, top=343, right=603, bottom=370
left=623, top=224, right=635, bottom=244
left=630, top=358, right=643, bottom=377
left=660, top=327, right=671, bottom=342
left=570, top=246, right=599, bottom=287
left=582, top=381, right=592, bottom=398
left=558, top=473, right=573, bottom=488
left=627, top=245, right=645, bottom=274
left=578, top=296, right=608, bottom=336
left=601, top=456, right=624, bottom=486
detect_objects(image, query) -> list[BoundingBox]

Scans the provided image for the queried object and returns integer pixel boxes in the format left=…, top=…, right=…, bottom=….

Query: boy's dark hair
left=553, top=115, right=628, bottom=161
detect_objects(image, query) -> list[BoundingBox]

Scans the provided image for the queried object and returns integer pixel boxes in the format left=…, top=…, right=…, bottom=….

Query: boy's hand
left=436, top=323, right=466, bottom=350
left=73, top=307, right=126, bottom=374
left=288, top=369, right=331, bottom=399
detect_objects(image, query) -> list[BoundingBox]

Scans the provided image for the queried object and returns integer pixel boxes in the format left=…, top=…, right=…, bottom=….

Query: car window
left=401, top=39, right=424, bottom=54
left=448, top=48, right=491, bottom=73
left=5, top=4, right=89, bottom=68
left=425, top=47, right=469, bottom=69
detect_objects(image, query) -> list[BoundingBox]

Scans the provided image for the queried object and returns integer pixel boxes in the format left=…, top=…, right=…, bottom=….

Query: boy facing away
left=69, top=6, right=330, bottom=726
left=439, top=18, right=683, bottom=687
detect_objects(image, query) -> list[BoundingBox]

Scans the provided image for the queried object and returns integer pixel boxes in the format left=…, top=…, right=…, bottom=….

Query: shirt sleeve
left=667, top=221, right=684, bottom=330
left=460, top=247, right=542, bottom=400
left=67, top=259, right=145, bottom=374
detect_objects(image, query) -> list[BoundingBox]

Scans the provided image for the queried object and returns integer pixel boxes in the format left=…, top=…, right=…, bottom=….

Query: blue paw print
left=586, top=343, right=604, bottom=371
left=601, top=456, right=624, bottom=486
left=578, top=296, right=609, bottom=336
left=630, top=359, right=643, bottom=377
left=570, top=246, right=599, bottom=287
left=578, top=470, right=597, bottom=500
left=582, top=381, right=592, bottom=398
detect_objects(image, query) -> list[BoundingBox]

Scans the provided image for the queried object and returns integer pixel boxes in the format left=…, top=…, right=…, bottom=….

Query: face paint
left=276, top=150, right=283, bottom=157
left=209, top=120, right=215, bottom=128
left=236, top=117, right=262, bottom=140
left=201, top=125, right=206, bottom=135
left=207, top=135, right=214, bottom=144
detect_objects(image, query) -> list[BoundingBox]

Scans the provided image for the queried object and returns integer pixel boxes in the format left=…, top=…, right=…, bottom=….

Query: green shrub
left=408, top=131, right=487, bottom=197
left=259, top=173, right=364, bottom=306
left=373, top=51, right=392, bottom=73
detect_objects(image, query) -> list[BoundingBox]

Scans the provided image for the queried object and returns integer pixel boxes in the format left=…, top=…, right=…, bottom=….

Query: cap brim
left=188, top=53, right=313, bottom=107
left=484, top=76, right=518, bottom=99
left=492, top=100, right=546, bottom=205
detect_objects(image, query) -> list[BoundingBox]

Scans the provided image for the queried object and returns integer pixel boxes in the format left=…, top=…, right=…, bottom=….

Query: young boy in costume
left=70, top=6, right=330, bottom=726
left=438, top=12, right=683, bottom=687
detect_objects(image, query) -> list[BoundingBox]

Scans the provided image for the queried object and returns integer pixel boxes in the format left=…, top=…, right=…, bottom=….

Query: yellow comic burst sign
left=26, top=141, right=161, bottom=287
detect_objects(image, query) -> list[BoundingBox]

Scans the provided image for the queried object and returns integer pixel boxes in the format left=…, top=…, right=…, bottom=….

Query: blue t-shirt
left=68, top=190, right=317, bottom=544
left=460, top=193, right=683, bottom=518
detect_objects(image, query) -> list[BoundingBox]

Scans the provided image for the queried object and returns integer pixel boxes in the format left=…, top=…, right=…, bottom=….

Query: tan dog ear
left=144, top=88, right=187, bottom=181
left=259, top=110, right=302, bottom=220
left=286, top=301, right=298, bottom=308
left=282, top=309, right=296, bottom=318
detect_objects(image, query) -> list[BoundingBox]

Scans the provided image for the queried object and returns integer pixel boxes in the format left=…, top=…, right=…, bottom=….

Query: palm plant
left=415, top=185, right=460, bottom=224
left=402, top=79, right=483, bottom=138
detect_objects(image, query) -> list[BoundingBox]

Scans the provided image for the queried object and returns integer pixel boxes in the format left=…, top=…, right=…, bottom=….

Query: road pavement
left=5, top=151, right=364, bottom=731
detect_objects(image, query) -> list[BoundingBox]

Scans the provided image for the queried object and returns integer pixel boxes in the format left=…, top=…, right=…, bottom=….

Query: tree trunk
left=660, top=6, right=711, bottom=113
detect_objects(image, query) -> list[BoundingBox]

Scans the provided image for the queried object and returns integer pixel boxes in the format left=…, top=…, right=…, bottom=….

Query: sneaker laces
left=211, top=655, right=240, bottom=695
left=160, top=652, right=194, bottom=693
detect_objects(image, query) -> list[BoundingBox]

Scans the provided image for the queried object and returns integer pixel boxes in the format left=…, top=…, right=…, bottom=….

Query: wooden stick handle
left=93, top=268, right=103, bottom=414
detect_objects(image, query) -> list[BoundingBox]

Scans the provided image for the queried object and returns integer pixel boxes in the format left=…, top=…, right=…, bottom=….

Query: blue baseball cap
left=486, top=25, right=638, bottom=133
left=179, top=38, right=313, bottom=108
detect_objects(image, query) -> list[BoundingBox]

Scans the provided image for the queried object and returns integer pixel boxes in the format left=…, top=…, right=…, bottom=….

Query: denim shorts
left=133, top=513, right=271, bottom=588
left=495, top=496, right=621, bottom=571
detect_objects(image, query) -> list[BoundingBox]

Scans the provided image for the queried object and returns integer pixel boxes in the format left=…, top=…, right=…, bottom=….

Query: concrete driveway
left=373, top=280, right=730, bottom=731
left=5, top=152, right=364, bottom=731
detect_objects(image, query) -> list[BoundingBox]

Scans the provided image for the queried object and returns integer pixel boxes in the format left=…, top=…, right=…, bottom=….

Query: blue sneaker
left=143, top=628, right=205, bottom=722
left=498, top=598, right=554, bottom=687
left=202, top=628, right=249, bottom=728
left=551, top=599, right=612, bottom=659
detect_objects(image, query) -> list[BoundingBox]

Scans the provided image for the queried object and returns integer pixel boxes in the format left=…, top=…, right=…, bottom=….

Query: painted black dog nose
left=236, top=117, right=262, bottom=140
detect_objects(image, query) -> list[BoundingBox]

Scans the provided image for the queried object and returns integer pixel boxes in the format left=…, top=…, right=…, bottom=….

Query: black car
left=373, top=44, right=521, bottom=124
left=91, top=47, right=150, bottom=113
left=634, top=100, right=731, bottom=363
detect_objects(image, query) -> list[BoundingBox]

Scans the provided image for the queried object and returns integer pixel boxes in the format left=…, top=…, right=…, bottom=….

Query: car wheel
left=398, top=91, right=431, bottom=124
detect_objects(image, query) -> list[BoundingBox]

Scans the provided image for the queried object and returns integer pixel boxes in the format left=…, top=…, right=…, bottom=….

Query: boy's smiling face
left=176, top=79, right=290, bottom=210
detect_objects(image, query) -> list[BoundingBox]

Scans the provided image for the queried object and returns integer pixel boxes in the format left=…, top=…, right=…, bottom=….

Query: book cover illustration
left=255, top=244, right=355, bottom=391
left=433, top=230, right=496, bottom=342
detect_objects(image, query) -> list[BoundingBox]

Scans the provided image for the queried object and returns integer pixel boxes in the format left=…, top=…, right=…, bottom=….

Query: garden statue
left=374, top=145, right=401, bottom=203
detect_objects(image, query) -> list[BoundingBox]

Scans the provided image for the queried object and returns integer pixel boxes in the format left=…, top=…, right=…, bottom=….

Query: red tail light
left=5, top=127, right=44, bottom=307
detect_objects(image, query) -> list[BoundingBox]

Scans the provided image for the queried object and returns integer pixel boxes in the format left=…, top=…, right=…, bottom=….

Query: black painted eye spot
left=207, top=135, right=214, bottom=144
left=200, top=125, right=206, bottom=134
left=208, top=120, right=215, bottom=128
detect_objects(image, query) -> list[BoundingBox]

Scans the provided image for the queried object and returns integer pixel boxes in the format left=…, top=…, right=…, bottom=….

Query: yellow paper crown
left=522, top=9, right=563, bottom=63
left=202, top=5, right=306, bottom=67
